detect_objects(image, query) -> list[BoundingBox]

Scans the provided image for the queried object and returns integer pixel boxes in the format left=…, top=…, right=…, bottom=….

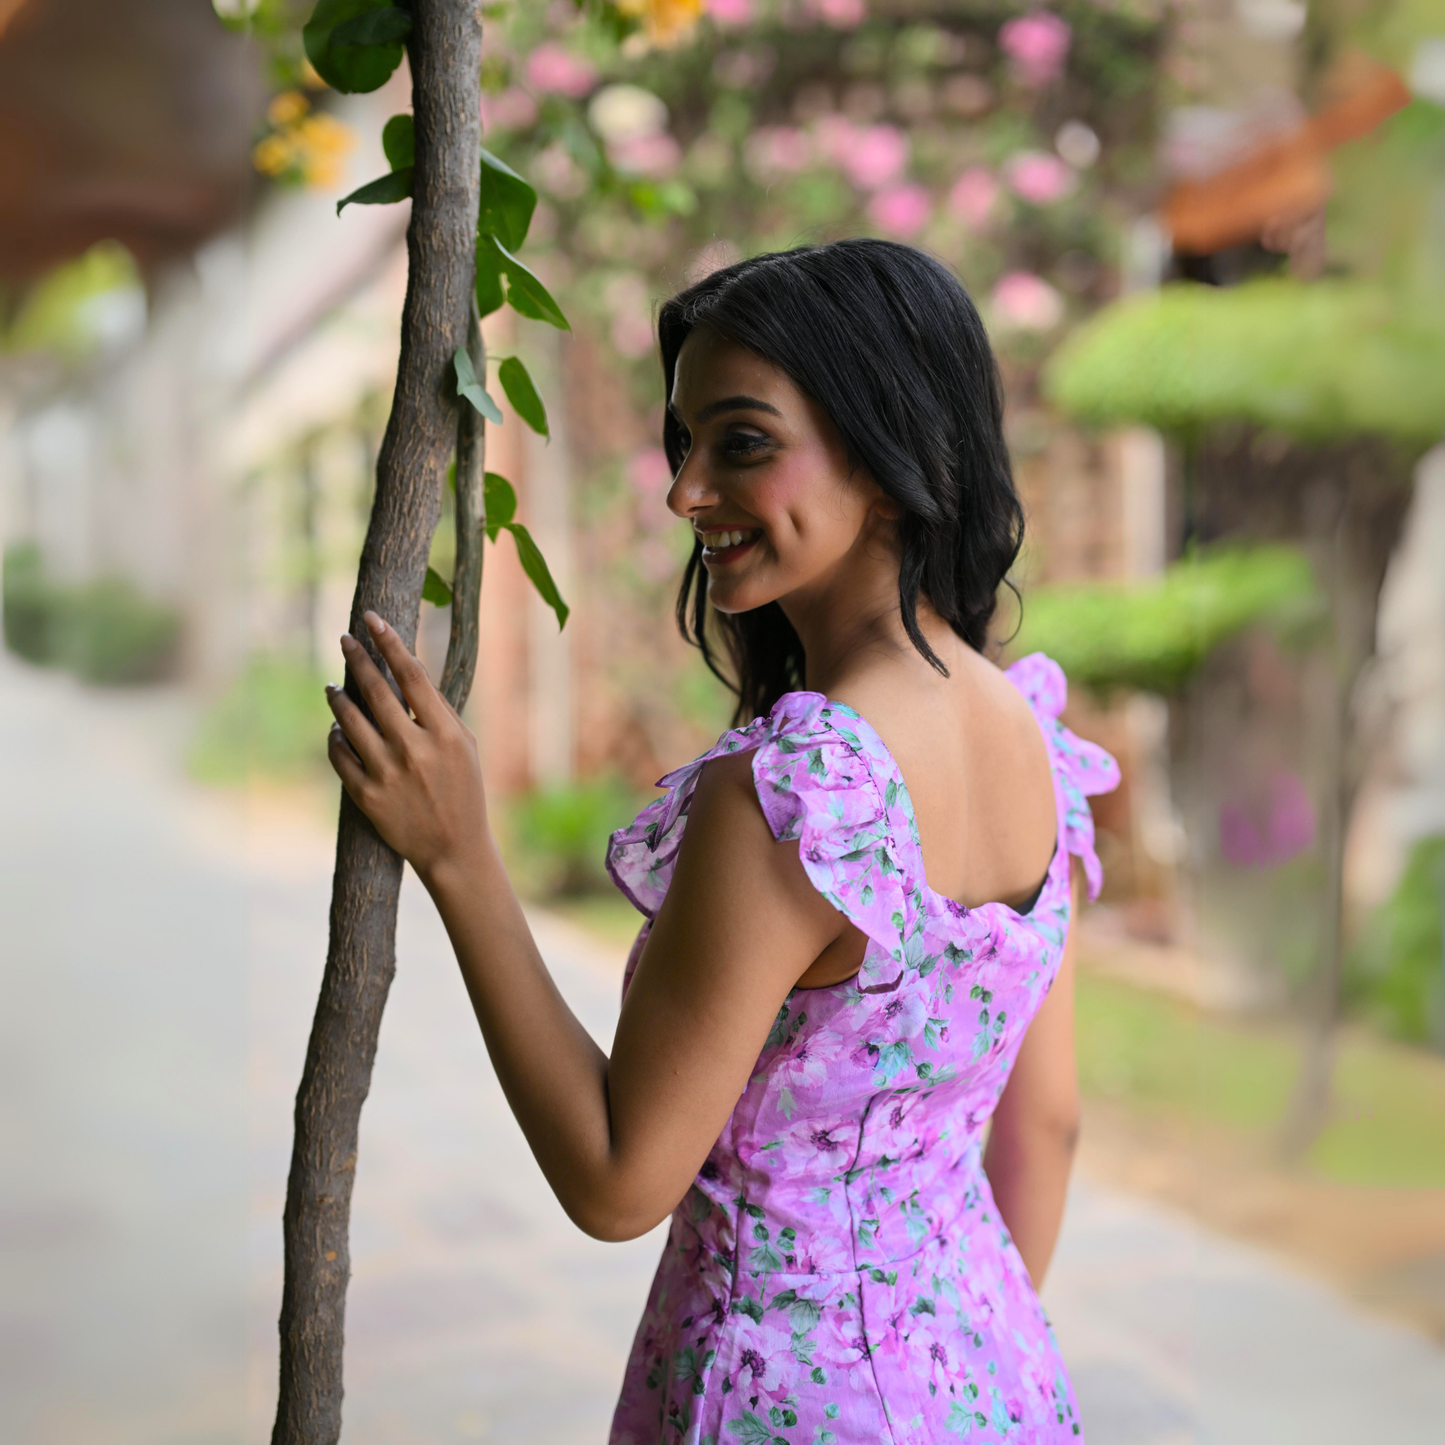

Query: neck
left=778, top=528, right=958, bottom=697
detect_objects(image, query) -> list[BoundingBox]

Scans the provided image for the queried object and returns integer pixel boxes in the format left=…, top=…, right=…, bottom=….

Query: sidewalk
left=3, top=650, right=1443, bottom=1444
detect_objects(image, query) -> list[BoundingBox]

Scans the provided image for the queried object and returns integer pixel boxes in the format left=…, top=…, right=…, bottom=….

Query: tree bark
left=272, top=5, right=482, bottom=1441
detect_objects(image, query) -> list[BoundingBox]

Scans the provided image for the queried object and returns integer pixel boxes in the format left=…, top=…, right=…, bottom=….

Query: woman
left=326, top=239, right=1117, bottom=1444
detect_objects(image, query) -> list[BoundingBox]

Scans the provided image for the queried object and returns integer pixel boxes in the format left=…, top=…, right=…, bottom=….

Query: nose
left=665, top=452, right=717, bottom=520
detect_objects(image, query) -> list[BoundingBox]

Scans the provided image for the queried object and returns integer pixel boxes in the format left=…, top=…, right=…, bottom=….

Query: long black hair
left=659, top=238, right=1023, bottom=724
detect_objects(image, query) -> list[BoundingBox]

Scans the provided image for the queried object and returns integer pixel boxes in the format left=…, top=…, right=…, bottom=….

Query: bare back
left=800, top=628, right=1057, bottom=987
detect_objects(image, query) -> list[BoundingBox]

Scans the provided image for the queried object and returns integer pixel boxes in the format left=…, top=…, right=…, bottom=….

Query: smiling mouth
left=697, top=527, right=762, bottom=563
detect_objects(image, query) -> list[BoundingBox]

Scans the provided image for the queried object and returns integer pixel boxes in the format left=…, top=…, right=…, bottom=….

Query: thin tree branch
left=440, top=296, right=486, bottom=712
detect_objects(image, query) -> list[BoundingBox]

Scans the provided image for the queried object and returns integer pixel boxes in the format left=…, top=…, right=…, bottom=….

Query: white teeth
left=701, top=528, right=755, bottom=549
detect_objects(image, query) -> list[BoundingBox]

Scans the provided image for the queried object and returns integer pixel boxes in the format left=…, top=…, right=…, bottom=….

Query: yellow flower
left=253, top=133, right=296, bottom=178
left=267, top=89, right=309, bottom=127
left=617, top=0, right=703, bottom=48
left=295, top=113, right=356, bottom=188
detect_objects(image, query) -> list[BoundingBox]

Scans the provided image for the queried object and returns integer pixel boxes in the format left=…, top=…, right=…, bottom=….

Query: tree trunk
left=271, top=5, right=482, bottom=1440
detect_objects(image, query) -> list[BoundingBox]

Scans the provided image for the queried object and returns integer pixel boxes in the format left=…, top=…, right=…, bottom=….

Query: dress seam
left=843, top=1094, right=904, bottom=1445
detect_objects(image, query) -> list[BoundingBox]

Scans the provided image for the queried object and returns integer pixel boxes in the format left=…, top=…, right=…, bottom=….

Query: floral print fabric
left=605, top=654, right=1119, bottom=1445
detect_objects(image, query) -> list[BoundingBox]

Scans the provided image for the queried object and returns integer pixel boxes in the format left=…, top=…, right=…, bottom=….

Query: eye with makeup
left=717, top=427, right=772, bottom=464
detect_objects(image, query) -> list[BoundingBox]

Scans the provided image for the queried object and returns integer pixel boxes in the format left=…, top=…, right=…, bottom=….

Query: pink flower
left=839, top=124, right=908, bottom=190
left=629, top=448, right=673, bottom=498
left=947, top=166, right=999, bottom=228
left=611, top=311, right=655, bottom=358
left=608, top=131, right=682, bottom=178
left=775, top=1030, right=844, bottom=1090
left=524, top=43, right=598, bottom=99
left=998, top=11, right=1072, bottom=88
left=868, top=182, right=932, bottom=237
left=727, top=1318, right=788, bottom=1397
left=744, top=125, right=813, bottom=182
left=1219, top=771, right=1316, bottom=868
left=812, top=113, right=858, bottom=165
left=991, top=271, right=1063, bottom=331
left=479, top=87, right=538, bottom=132
left=1004, top=151, right=1076, bottom=205
left=813, top=0, right=867, bottom=28
left=706, top=0, right=753, bottom=27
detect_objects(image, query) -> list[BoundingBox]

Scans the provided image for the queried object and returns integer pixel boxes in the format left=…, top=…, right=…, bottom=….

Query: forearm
left=421, top=843, right=635, bottom=1237
left=982, top=1114, right=1077, bottom=1287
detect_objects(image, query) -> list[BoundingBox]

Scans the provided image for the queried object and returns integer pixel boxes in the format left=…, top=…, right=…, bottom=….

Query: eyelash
left=721, top=432, right=769, bottom=460
left=674, top=428, right=771, bottom=461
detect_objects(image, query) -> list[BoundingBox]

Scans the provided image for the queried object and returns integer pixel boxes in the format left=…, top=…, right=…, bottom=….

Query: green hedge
left=1012, top=544, right=1319, bottom=697
left=1348, top=835, right=1445, bottom=1051
left=189, top=653, right=334, bottom=785
left=3, top=542, right=182, bottom=684
left=507, top=775, right=653, bottom=898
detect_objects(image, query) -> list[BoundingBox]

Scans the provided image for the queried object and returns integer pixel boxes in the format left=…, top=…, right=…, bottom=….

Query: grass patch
left=190, top=653, right=332, bottom=784
left=1076, top=973, right=1445, bottom=1189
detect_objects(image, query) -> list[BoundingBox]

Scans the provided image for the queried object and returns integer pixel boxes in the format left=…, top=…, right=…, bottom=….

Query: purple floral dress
left=605, top=654, right=1118, bottom=1445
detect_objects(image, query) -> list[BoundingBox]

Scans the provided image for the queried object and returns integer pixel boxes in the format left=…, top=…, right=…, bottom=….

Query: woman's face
left=666, top=326, right=897, bottom=616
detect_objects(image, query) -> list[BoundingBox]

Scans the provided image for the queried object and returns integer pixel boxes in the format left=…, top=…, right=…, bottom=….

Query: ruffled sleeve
left=606, top=692, right=919, bottom=983
left=604, top=717, right=768, bottom=920
left=1006, top=652, right=1121, bottom=902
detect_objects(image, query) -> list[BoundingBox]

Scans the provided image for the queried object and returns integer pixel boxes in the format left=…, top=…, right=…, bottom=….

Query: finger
left=363, top=612, right=448, bottom=730
left=326, top=683, right=388, bottom=775
left=327, top=721, right=372, bottom=805
left=340, top=632, right=413, bottom=741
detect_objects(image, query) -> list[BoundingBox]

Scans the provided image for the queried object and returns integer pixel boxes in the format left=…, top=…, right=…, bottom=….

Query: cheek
left=752, top=450, right=857, bottom=548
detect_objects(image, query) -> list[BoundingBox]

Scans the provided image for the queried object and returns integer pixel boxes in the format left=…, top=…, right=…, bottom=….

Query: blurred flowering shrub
left=252, top=88, right=356, bottom=187
left=470, top=0, right=1163, bottom=375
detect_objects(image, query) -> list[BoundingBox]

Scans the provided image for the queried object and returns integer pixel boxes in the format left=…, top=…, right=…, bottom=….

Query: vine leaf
left=508, top=523, right=569, bottom=629
left=330, top=5, right=411, bottom=48
left=454, top=347, right=503, bottom=424
left=494, top=238, right=570, bottom=331
left=483, top=472, right=517, bottom=541
left=336, top=165, right=413, bottom=215
left=381, top=113, right=414, bottom=171
left=422, top=566, right=453, bottom=607
left=478, top=148, right=537, bottom=252
left=498, top=357, right=549, bottom=438
left=303, top=0, right=407, bottom=94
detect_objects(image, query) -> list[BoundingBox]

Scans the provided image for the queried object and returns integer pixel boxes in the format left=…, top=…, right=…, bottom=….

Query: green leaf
left=475, top=236, right=505, bottom=318
left=507, top=522, right=569, bottom=629
left=478, top=148, right=537, bottom=252
left=454, top=346, right=503, bottom=424
left=497, top=356, right=548, bottom=437
left=483, top=472, right=517, bottom=540
left=329, top=5, right=411, bottom=48
left=495, top=238, right=570, bottom=331
left=422, top=566, right=452, bottom=606
left=381, top=113, right=414, bottom=170
left=303, top=0, right=407, bottom=95
left=336, top=166, right=412, bottom=215
left=724, top=1413, right=775, bottom=1445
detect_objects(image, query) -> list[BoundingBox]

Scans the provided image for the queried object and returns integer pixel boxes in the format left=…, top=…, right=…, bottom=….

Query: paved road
left=3, top=650, right=1443, bottom=1444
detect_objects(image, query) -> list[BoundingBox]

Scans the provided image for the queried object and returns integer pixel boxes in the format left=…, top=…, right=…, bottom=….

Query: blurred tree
left=1044, top=19, right=1445, bottom=1152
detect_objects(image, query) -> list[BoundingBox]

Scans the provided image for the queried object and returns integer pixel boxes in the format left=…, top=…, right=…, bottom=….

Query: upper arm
left=600, top=750, right=848, bottom=1236
left=990, top=869, right=1082, bottom=1145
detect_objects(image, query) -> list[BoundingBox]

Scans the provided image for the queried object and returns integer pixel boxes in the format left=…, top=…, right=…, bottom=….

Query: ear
left=873, top=493, right=902, bottom=522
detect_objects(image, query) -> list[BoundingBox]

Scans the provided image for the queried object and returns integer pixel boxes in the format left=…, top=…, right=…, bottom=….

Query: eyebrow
left=673, top=394, right=784, bottom=425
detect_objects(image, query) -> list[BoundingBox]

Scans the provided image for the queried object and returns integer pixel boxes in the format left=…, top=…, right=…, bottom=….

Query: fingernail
left=340, top=634, right=354, bottom=650
left=325, top=682, right=338, bottom=695
left=365, top=612, right=385, bottom=634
